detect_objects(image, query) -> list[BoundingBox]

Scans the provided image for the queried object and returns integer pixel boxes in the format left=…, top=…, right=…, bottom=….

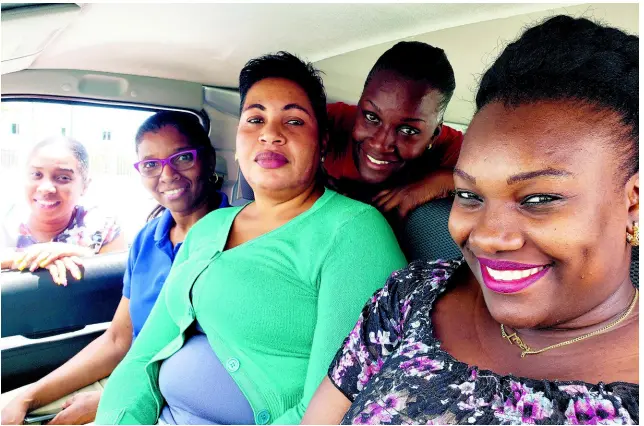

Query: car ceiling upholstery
left=2, top=3, right=639, bottom=125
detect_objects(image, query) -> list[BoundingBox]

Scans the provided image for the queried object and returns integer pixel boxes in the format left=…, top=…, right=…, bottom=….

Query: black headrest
left=238, top=170, right=254, bottom=201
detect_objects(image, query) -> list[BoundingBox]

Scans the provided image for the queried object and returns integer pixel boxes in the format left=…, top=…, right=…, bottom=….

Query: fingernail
left=39, top=261, right=47, bottom=267
left=18, top=262, right=26, bottom=270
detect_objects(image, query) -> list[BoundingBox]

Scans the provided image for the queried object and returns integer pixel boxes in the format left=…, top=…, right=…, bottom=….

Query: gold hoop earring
left=627, top=222, right=639, bottom=247
left=234, top=152, right=238, bottom=162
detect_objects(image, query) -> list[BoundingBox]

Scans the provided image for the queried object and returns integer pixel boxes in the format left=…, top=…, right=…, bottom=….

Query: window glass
left=0, top=100, right=158, bottom=247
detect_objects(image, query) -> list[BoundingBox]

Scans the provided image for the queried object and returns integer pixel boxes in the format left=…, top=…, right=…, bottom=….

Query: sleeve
left=272, top=208, right=408, bottom=424
left=95, top=236, right=192, bottom=425
left=326, top=262, right=413, bottom=402
left=121, top=238, right=137, bottom=299
left=436, top=125, right=464, bottom=168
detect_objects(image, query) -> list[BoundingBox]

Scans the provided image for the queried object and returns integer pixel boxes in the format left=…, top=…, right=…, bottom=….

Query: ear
left=431, top=122, right=444, bottom=141
left=626, top=172, right=639, bottom=230
left=81, top=177, right=91, bottom=197
left=320, top=132, right=329, bottom=158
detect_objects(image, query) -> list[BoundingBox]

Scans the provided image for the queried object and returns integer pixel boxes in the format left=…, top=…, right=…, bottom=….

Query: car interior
left=0, top=2, right=639, bottom=419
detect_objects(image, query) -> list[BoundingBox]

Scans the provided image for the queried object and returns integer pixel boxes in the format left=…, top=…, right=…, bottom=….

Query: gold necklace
left=500, top=288, right=639, bottom=358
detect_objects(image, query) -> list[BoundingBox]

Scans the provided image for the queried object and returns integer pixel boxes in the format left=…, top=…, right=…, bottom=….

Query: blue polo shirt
left=123, top=193, right=229, bottom=339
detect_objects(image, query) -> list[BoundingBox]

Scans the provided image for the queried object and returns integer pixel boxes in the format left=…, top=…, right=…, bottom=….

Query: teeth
left=38, top=200, right=58, bottom=206
left=164, top=188, right=184, bottom=196
left=486, top=266, right=544, bottom=281
left=366, top=154, right=390, bottom=165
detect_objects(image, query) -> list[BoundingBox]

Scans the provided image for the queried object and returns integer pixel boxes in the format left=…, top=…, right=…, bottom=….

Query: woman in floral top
left=302, top=15, right=639, bottom=425
left=1, top=136, right=125, bottom=285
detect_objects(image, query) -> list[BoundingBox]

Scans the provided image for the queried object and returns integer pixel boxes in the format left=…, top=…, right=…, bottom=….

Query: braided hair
left=476, top=15, right=638, bottom=184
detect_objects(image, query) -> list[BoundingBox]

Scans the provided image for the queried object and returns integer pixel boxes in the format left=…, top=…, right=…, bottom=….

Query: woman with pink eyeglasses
left=1, top=111, right=229, bottom=425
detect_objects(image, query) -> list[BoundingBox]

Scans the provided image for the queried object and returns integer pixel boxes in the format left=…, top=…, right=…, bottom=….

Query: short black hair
left=239, top=51, right=328, bottom=143
left=365, top=41, right=456, bottom=113
left=135, top=111, right=219, bottom=220
left=476, top=15, right=638, bottom=184
left=30, top=136, right=90, bottom=183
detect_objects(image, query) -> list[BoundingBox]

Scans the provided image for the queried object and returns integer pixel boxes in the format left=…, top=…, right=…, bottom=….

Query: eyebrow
left=31, top=165, right=75, bottom=174
left=454, top=167, right=573, bottom=185
left=283, top=103, right=312, bottom=117
left=506, top=168, right=573, bottom=185
left=243, top=103, right=265, bottom=112
left=365, top=100, right=426, bottom=124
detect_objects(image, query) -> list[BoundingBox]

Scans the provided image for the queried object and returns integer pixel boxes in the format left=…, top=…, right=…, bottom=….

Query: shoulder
left=76, top=205, right=120, bottom=230
left=436, top=124, right=464, bottom=145
left=314, top=190, right=386, bottom=230
left=127, top=216, right=162, bottom=257
left=386, top=258, right=465, bottom=303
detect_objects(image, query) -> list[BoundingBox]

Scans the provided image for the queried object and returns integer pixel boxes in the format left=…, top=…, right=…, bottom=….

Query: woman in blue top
left=1, top=111, right=229, bottom=425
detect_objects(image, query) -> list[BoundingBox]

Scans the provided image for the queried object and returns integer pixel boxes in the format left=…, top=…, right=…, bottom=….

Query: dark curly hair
left=135, top=111, right=220, bottom=221
left=366, top=41, right=456, bottom=114
left=476, top=15, right=638, bottom=184
left=239, top=51, right=328, bottom=144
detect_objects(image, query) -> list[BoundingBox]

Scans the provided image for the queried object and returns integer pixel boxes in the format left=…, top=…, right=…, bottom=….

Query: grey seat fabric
left=231, top=170, right=254, bottom=206
left=401, top=197, right=460, bottom=262
left=400, top=197, right=639, bottom=288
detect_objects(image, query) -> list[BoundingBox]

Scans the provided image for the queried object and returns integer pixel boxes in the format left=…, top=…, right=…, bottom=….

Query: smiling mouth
left=485, top=266, right=547, bottom=281
left=366, top=154, right=392, bottom=165
left=162, top=188, right=185, bottom=196
left=35, top=199, right=61, bottom=208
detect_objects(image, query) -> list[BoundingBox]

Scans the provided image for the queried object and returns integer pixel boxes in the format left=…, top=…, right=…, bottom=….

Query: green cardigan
left=96, top=189, right=407, bottom=425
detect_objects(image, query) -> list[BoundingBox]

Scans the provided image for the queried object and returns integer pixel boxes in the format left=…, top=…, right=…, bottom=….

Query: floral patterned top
left=328, top=259, right=639, bottom=425
left=1, top=205, right=121, bottom=253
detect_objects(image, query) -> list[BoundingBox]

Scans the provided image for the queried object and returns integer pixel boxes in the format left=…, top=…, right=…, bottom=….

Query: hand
left=12, top=243, right=89, bottom=286
left=49, top=391, right=101, bottom=425
left=372, top=170, right=454, bottom=219
left=1, top=397, right=30, bottom=425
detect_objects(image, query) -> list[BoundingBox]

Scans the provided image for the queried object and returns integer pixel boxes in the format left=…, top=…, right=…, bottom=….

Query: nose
left=37, top=178, right=56, bottom=194
left=259, top=121, right=285, bottom=145
left=159, top=162, right=179, bottom=182
left=468, top=203, right=524, bottom=255
left=368, top=126, right=396, bottom=153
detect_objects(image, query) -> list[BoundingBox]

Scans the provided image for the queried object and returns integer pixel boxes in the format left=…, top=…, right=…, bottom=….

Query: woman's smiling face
left=449, top=100, right=638, bottom=329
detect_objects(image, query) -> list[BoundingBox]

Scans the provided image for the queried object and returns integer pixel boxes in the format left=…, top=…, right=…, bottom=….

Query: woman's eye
left=455, top=190, right=483, bottom=205
left=522, top=194, right=561, bottom=205
left=247, top=117, right=263, bottom=124
left=364, top=112, right=380, bottom=124
left=30, top=171, right=42, bottom=179
left=143, top=161, right=159, bottom=169
left=286, top=119, right=304, bottom=126
left=399, top=126, right=420, bottom=136
left=57, top=176, right=72, bottom=182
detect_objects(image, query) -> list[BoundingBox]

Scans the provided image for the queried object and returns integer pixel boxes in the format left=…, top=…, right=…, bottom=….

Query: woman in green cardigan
left=95, top=52, right=407, bottom=425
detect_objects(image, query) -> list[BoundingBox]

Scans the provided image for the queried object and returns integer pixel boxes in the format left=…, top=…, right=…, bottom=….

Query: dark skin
left=442, top=100, right=638, bottom=384
left=333, top=70, right=454, bottom=218
left=228, top=77, right=325, bottom=250
left=301, top=100, right=638, bottom=424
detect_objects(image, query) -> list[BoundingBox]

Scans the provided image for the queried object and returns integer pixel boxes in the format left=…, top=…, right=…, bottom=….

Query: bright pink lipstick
left=477, top=257, right=552, bottom=294
left=255, top=151, right=288, bottom=169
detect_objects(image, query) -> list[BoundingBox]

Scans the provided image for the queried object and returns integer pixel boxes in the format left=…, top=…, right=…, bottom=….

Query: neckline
left=423, top=259, right=638, bottom=390
left=218, top=188, right=336, bottom=253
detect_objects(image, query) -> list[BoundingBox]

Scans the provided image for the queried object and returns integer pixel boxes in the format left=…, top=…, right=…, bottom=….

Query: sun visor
left=1, top=3, right=80, bottom=74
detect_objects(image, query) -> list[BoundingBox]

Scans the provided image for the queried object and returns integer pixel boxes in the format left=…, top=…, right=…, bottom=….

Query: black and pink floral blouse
left=328, top=259, right=638, bottom=425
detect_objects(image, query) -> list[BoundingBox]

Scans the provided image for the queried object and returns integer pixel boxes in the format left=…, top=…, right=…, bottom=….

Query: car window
left=0, top=100, right=157, bottom=247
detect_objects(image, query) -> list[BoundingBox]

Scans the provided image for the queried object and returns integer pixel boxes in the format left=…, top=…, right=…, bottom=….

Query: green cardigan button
left=256, top=409, right=270, bottom=425
left=225, top=357, right=240, bottom=372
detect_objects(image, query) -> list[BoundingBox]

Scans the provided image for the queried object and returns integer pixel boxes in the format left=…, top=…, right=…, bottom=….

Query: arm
left=98, top=233, right=126, bottom=254
left=1, top=297, right=133, bottom=425
left=373, top=169, right=454, bottom=218
left=274, top=209, right=407, bottom=424
left=301, top=377, right=351, bottom=425
left=302, top=262, right=413, bottom=424
left=95, top=242, right=191, bottom=425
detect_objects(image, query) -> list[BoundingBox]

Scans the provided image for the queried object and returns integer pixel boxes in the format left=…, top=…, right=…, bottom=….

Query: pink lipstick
left=255, top=151, right=288, bottom=169
left=477, top=257, right=552, bottom=294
